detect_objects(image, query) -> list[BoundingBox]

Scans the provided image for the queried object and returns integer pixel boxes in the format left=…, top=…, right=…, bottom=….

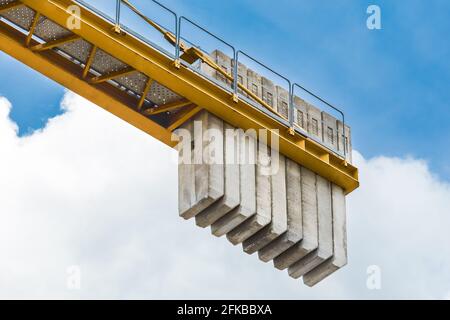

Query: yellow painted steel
left=137, top=78, right=154, bottom=111
left=82, top=45, right=97, bottom=78
left=89, top=66, right=135, bottom=84
left=25, top=11, right=40, bottom=47
left=167, top=105, right=203, bottom=132
left=143, top=99, right=193, bottom=116
left=1, top=0, right=359, bottom=194
left=123, top=0, right=281, bottom=118
left=30, top=34, right=80, bottom=51
left=0, top=20, right=175, bottom=147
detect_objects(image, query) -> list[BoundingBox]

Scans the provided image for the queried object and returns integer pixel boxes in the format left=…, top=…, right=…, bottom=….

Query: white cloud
left=0, top=92, right=450, bottom=299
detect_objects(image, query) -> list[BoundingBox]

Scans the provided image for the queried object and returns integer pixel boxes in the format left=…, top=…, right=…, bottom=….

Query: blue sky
left=1, top=0, right=449, bottom=177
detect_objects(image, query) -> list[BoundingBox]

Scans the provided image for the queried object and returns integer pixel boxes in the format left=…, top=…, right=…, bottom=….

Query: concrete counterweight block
left=177, top=121, right=196, bottom=218
left=232, top=59, right=248, bottom=96
left=242, top=154, right=288, bottom=255
left=273, top=167, right=318, bottom=270
left=303, top=184, right=347, bottom=287
left=226, top=138, right=272, bottom=245
left=179, top=111, right=224, bottom=220
left=262, top=77, right=277, bottom=110
left=288, top=175, right=333, bottom=279
left=211, top=130, right=257, bottom=237
left=258, top=158, right=303, bottom=262
left=195, top=123, right=240, bottom=228
left=276, top=86, right=290, bottom=120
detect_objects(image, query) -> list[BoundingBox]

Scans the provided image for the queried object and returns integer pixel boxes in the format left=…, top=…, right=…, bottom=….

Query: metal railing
left=110, top=0, right=348, bottom=158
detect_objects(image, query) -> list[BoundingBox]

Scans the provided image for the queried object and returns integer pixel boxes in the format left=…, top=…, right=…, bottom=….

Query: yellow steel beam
left=137, top=77, right=154, bottom=111
left=0, top=19, right=175, bottom=147
left=30, top=34, right=80, bottom=51
left=16, top=0, right=359, bottom=194
left=82, top=45, right=97, bottom=78
left=25, top=11, right=40, bottom=47
left=181, top=46, right=280, bottom=116
left=167, top=105, right=203, bottom=132
left=0, top=0, right=23, bottom=12
left=121, top=0, right=188, bottom=53
left=143, top=99, right=193, bottom=116
left=122, top=0, right=165, bottom=35
left=89, top=66, right=135, bottom=84
left=120, top=0, right=274, bottom=116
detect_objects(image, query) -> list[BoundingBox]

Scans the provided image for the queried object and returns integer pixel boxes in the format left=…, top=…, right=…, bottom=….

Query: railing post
left=292, top=83, right=347, bottom=160
left=174, top=16, right=181, bottom=69
left=288, top=82, right=294, bottom=135
left=233, top=51, right=239, bottom=102
left=114, top=0, right=121, bottom=33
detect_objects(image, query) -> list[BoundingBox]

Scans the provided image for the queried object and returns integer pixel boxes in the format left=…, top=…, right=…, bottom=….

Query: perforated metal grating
left=34, top=17, right=73, bottom=41
left=88, top=49, right=185, bottom=106
left=0, top=2, right=187, bottom=114
left=0, top=5, right=36, bottom=31
left=115, top=72, right=148, bottom=96
left=0, top=0, right=16, bottom=5
left=90, top=48, right=128, bottom=74
left=58, top=38, right=93, bottom=64
left=147, top=82, right=183, bottom=106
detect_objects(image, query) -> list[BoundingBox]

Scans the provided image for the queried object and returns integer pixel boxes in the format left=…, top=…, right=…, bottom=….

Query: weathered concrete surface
left=303, top=184, right=347, bottom=286
left=293, top=96, right=308, bottom=133
left=337, top=120, right=352, bottom=163
left=176, top=84, right=351, bottom=285
left=262, top=77, right=276, bottom=110
left=214, top=50, right=232, bottom=87
left=273, top=167, right=318, bottom=270
left=306, top=103, right=322, bottom=140
left=288, top=175, right=333, bottom=279
left=276, top=86, right=289, bottom=120
left=177, top=121, right=196, bottom=218
left=195, top=123, right=240, bottom=227
left=226, top=140, right=272, bottom=245
left=247, top=68, right=262, bottom=98
left=233, top=59, right=248, bottom=95
left=179, top=111, right=224, bottom=220
left=242, top=154, right=288, bottom=255
left=211, top=130, right=257, bottom=237
left=322, top=111, right=338, bottom=153
left=258, top=158, right=302, bottom=262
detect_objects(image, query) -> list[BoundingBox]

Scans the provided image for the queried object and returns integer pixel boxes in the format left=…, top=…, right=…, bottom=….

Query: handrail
left=112, top=0, right=349, bottom=159
left=116, top=0, right=178, bottom=53
left=177, top=16, right=236, bottom=73
left=292, top=83, right=346, bottom=158
left=235, top=50, right=293, bottom=127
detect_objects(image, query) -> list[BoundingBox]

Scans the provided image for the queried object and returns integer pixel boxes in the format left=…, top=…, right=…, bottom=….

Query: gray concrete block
left=306, top=102, right=322, bottom=141
left=195, top=123, right=240, bottom=227
left=242, top=154, right=288, bottom=255
left=276, top=86, right=290, bottom=120
left=288, top=175, right=333, bottom=279
left=337, top=121, right=353, bottom=164
left=247, top=69, right=262, bottom=99
left=273, top=167, right=318, bottom=270
left=258, top=158, right=302, bottom=262
left=213, top=50, right=232, bottom=87
left=211, top=130, right=257, bottom=237
left=226, top=139, right=272, bottom=245
left=293, top=96, right=307, bottom=133
left=262, top=77, right=277, bottom=110
left=177, top=121, right=195, bottom=217
left=232, top=59, right=248, bottom=96
left=180, top=111, right=224, bottom=220
left=303, top=184, right=347, bottom=287
left=345, top=125, right=352, bottom=163
left=322, top=111, right=338, bottom=153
